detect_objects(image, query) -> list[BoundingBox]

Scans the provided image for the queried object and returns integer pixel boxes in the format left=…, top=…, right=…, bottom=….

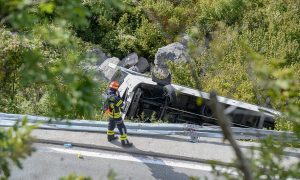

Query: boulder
left=154, top=42, right=189, bottom=67
left=79, top=64, right=107, bottom=82
left=99, top=57, right=120, bottom=81
left=151, top=65, right=171, bottom=85
left=136, top=57, right=150, bottom=73
left=120, top=53, right=139, bottom=68
left=86, top=48, right=108, bottom=66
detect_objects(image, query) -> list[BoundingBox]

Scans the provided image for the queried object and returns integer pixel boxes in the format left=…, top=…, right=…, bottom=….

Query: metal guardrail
left=0, top=112, right=297, bottom=142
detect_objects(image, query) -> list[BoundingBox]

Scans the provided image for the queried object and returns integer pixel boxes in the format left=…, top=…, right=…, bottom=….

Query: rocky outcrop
left=99, top=57, right=120, bottom=81
left=151, top=65, right=171, bottom=85
left=154, top=42, right=189, bottom=68
left=119, top=53, right=139, bottom=68
left=151, top=42, right=190, bottom=85
left=118, top=53, right=149, bottom=73
left=88, top=42, right=191, bottom=84
left=86, top=48, right=108, bottom=66
left=136, top=57, right=149, bottom=73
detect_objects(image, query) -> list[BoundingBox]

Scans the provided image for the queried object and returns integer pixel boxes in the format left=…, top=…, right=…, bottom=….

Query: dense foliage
left=165, top=0, right=300, bottom=131
left=78, top=0, right=167, bottom=59
left=0, top=0, right=103, bottom=119
left=0, top=1, right=102, bottom=178
left=0, top=0, right=299, bottom=179
left=2, top=0, right=298, bottom=122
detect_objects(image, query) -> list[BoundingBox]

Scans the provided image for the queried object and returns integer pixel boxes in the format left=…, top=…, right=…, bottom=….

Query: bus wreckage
left=108, top=64, right=280, bottom=129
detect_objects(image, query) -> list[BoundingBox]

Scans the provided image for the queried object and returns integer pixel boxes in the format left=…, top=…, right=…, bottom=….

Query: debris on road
left=77, top=153, right=83, bottom=159
left=64, top=143, right=73, bottom=148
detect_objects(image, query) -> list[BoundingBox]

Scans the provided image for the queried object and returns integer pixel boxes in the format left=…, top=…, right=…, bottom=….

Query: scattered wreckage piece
left=109, top=64, right=280, bottom=129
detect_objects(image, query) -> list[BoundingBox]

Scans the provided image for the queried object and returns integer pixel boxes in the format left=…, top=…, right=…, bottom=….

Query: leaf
left=39, top=2, right=55, bottom=14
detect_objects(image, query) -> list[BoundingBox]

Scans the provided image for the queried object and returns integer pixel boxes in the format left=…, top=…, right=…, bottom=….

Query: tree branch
left=209, top=91, right=253, bottom=180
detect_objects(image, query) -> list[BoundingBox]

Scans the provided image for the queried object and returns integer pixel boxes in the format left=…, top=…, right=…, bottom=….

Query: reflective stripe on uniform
left=107, top=130, right=115, bottom=135
left=110, top=104, right=114, bottom=109
left=109, top=111, right=122, bottom=118
left=116, top=100, right=123, bottom=107
left=108, top=113, right=122, bottom=118
left=120, top=134, right=127, bottom=140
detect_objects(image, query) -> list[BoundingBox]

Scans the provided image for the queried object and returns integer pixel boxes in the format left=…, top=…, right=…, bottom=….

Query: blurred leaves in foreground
left=0, top=0, right=299, bottom=179
left=0, top=118, right=35, bottom=179
left=0, top=0, right=103, bottom=119
left=0, top=0, right=104, bottom=179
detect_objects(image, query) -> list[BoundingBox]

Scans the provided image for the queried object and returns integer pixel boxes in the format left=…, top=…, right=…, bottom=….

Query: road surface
left=7, top=129, right=300, bottom=180
left=10, top=143, right=219, bottom=180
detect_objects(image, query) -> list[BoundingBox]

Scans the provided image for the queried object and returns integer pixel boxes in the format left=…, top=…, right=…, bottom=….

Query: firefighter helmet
left=109, top=81, right=119, bottom=90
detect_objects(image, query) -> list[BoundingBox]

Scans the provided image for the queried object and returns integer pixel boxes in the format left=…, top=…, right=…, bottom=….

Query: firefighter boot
left=121, top=139, right=133, bottom=147
left=107, top=135, right=118, bottom=142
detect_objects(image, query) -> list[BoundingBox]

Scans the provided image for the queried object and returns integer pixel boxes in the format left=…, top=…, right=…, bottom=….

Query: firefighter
left=105, top=80, right=133, bottom=147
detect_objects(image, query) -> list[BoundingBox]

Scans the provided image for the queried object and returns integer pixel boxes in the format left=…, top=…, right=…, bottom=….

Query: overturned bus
left=109, top=64, right=280, bottom=129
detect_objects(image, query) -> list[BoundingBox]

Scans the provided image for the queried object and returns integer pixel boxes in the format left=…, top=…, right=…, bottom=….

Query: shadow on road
left=108, top=140, right=123, bottom=147
left=108, top=141, right=196, bottom=179
left=141, top=156, right=192, bottom=180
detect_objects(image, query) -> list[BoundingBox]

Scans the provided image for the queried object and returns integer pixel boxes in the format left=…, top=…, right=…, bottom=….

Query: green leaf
left=39, top=2, right=55, bottom=14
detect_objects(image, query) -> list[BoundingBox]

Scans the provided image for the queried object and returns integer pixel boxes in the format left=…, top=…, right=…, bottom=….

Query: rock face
left=86, top=48, right=108, bottom=66
left=82, top=65, right=107, bottom=82
left=136, top=57, right=150, bottom=73
left=151, top=65, right=171, bottom=85
left=99, top=57, right=120, bottom=81
left=118, top=53, right=149, bottom=73
left=152, top=42, right=190, bottom=85
left=120, top=53, right=139, bottom=68
left=89, top=42, right=191, bottom=83
left=152, top=66, right=170, bottom=80
left=154, top=42, right=189, bottom=67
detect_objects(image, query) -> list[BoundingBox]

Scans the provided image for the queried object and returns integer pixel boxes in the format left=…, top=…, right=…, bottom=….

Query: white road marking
left=48, top=147, right=214, bottom=172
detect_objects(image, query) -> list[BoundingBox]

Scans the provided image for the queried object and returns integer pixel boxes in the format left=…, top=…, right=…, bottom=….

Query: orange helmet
left=109, top=81, right=119, bottom=90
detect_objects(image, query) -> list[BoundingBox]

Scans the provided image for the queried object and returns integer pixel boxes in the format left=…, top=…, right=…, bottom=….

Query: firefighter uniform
left=106, top=81, right=133, bottom=147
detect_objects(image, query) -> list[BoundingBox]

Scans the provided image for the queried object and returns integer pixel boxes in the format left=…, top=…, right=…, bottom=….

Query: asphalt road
left=10, top=143, right=221, bottom=180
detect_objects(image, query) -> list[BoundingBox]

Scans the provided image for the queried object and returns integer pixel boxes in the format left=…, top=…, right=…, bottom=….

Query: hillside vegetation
left=0, top=0, right=299, bottom=131
left=0, top=0, right=299, bottom=179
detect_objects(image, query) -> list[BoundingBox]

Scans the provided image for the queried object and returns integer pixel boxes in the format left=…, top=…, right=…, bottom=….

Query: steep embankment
left=0, top=1, right=299, bottom=131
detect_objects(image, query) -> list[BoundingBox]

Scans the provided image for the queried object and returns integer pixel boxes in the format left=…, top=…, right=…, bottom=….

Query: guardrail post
left=185, top=124, right=200, bottom=143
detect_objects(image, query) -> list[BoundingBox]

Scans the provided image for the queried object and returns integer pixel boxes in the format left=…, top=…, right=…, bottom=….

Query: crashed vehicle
left=109, top=64, right=280, bottom=129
